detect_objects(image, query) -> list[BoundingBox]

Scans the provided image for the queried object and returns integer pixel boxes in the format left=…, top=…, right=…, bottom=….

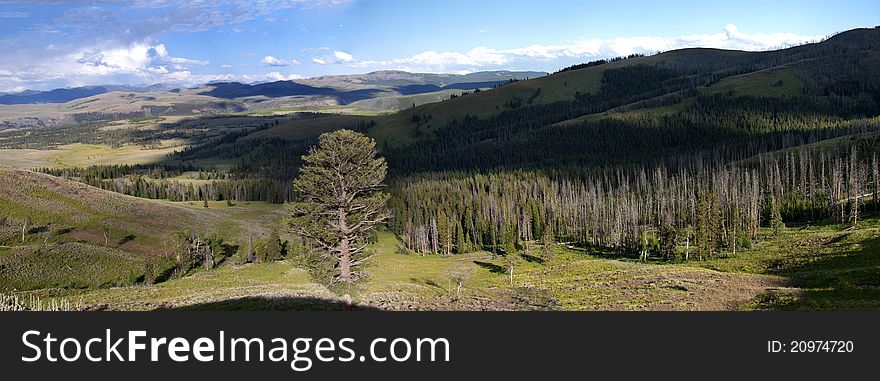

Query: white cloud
left=153, top=44, right=169, bottom=58
left=262, top=55, right=291, bottom=66
left=147, top=66, right=169, bottom=74
left=265, top=71, right=286, bottom=81
left=334, top=50, right=354, bottom=62
left=263, top=71, right=304, bottom=81
left=0, top=23, right=828, bottom=90
left=161, top=71, right=237, bottom=85
left=0, top=11, right=28, bottom=18
left=220, top=64, right=232, bottom=68
left=162, top=70, right=193, bottom=82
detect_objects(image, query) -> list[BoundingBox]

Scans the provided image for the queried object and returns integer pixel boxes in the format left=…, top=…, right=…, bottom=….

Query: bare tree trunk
left=204, top=244, right=213, bottom=270
left=338, top=213, right=352, bottom=283
left=246, top=223, right=255, bottom=263
left=685, top=235, right=689, bottom=261
left=339, top=244, right=351, bottom=283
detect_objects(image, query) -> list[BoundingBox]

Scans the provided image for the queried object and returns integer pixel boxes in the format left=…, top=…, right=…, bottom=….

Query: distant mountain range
left=0, top=84, right=176, bottom=105
left=0, top=70, right=545, bottom=105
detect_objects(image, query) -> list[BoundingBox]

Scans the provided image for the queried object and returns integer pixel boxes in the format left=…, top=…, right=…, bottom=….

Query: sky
left=0, top=0, right=877, bottom=92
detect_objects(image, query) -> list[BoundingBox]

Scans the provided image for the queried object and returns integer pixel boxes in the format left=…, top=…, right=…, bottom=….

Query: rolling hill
left=0, top=167, right=222, bottom=253
left=0, top=85, right=163, bottom=105
left=248, top=28, right=880, bottom=153
left=0, top=70, right=544, bottom=129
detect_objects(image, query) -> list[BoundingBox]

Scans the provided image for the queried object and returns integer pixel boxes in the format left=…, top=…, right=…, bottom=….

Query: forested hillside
left=24, top=28, right=880, bottom=262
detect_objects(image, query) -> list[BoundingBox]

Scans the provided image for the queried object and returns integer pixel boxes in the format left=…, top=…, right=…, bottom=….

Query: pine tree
left=658, top=222, right=677, bottom=261
left=286, top=130, right=390, bottom=285
left=541, top=224, right=555, bottom=261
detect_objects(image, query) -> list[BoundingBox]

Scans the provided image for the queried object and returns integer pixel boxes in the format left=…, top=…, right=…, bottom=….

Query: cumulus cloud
left=262, top=55, right=300, bottom=66
left=263, top=71, right=305, bottom=81
left=334, top=50, right=354, bottom=62
left=312, top=57, right=327, bottom=65
left=0, top=40, right=213, bottom=90
left=0, top=1, right=347, bottom=89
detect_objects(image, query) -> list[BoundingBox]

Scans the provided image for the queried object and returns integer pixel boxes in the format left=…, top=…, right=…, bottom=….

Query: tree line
left=390, top=145, right=880, bottom=259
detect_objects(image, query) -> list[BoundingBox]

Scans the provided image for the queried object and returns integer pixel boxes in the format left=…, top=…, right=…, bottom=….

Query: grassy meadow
left=7, top=218, right=879, bottom=311
left=1, top=167, right=877, bottom=311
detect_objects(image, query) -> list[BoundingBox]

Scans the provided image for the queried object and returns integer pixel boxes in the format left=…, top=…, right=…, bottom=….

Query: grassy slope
left=0, top=168, right=220, bottom=250
left=251, top=30, right=880, bottom=148
left=254, top=48, right=762, bottom=145
left=248, top=57, right=618, bottom=146
left=700, top=66, right=804, bottom=97
left=687, top=221, right=880, bottom=310
left=0, top=169, right=285, bottom=291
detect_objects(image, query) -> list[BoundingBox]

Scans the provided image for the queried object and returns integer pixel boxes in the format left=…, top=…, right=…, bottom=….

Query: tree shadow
left=117, top=234, right=136, bottom=245
left=473, top=260, right=506, bottom=274
left=409, top=277, right=445, bottom=291
left=154, top=265, right=178, bottom=283
left=27, top=225, right=49, bottom=234
left=159, top=296, right=383, bottom=311
left=764, top=235, right=880, bottom=310
left=54, top=227, right=74, bottom=235
left=823, top=233, right=850, bottom=246
left=521, top=253, right=545, bottom=264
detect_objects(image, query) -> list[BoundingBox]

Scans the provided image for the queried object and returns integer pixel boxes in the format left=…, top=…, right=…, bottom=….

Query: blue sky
left=0, top=0, right=877, bottom=91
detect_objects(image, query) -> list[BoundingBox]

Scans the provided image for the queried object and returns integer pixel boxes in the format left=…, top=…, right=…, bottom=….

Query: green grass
left=15, top=220, right=879, bottom=311
left=701, top=66, right=804, bottom=97
left=5, top=168, right=879, bottom=310
left=0, top=169, right=280, bottom=293
left=50, top=261, right=326, bottom=311
left=684, top=222, right=880, bottom=310
left=0, top=141, right=185, bottom=169
left=0, top=242, right=172, bottom=291
left=171, top=200, right=286, bottom=239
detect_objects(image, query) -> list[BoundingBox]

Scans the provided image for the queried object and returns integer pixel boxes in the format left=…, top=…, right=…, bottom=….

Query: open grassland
left=0, top=140, right=186, bottom=169
left=171, top=200, right=287, bottom=238
left=21, top=221, right=878, bottom=311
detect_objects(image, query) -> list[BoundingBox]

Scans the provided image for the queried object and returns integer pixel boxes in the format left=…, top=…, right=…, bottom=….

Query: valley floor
left=12, top=219, right=878, bottom=311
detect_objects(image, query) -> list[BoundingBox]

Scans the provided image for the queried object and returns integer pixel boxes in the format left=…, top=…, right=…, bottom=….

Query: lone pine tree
left=286, top=129, right=390, bottom=285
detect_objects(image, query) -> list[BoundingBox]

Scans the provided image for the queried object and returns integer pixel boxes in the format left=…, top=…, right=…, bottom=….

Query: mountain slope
left=0, top=167, right=225, bottom=254
left=357, top=28, right=880, bottom=147
left=244, top=28, right=880, bottom=175
left=0, top=86, right=112, bottom=105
